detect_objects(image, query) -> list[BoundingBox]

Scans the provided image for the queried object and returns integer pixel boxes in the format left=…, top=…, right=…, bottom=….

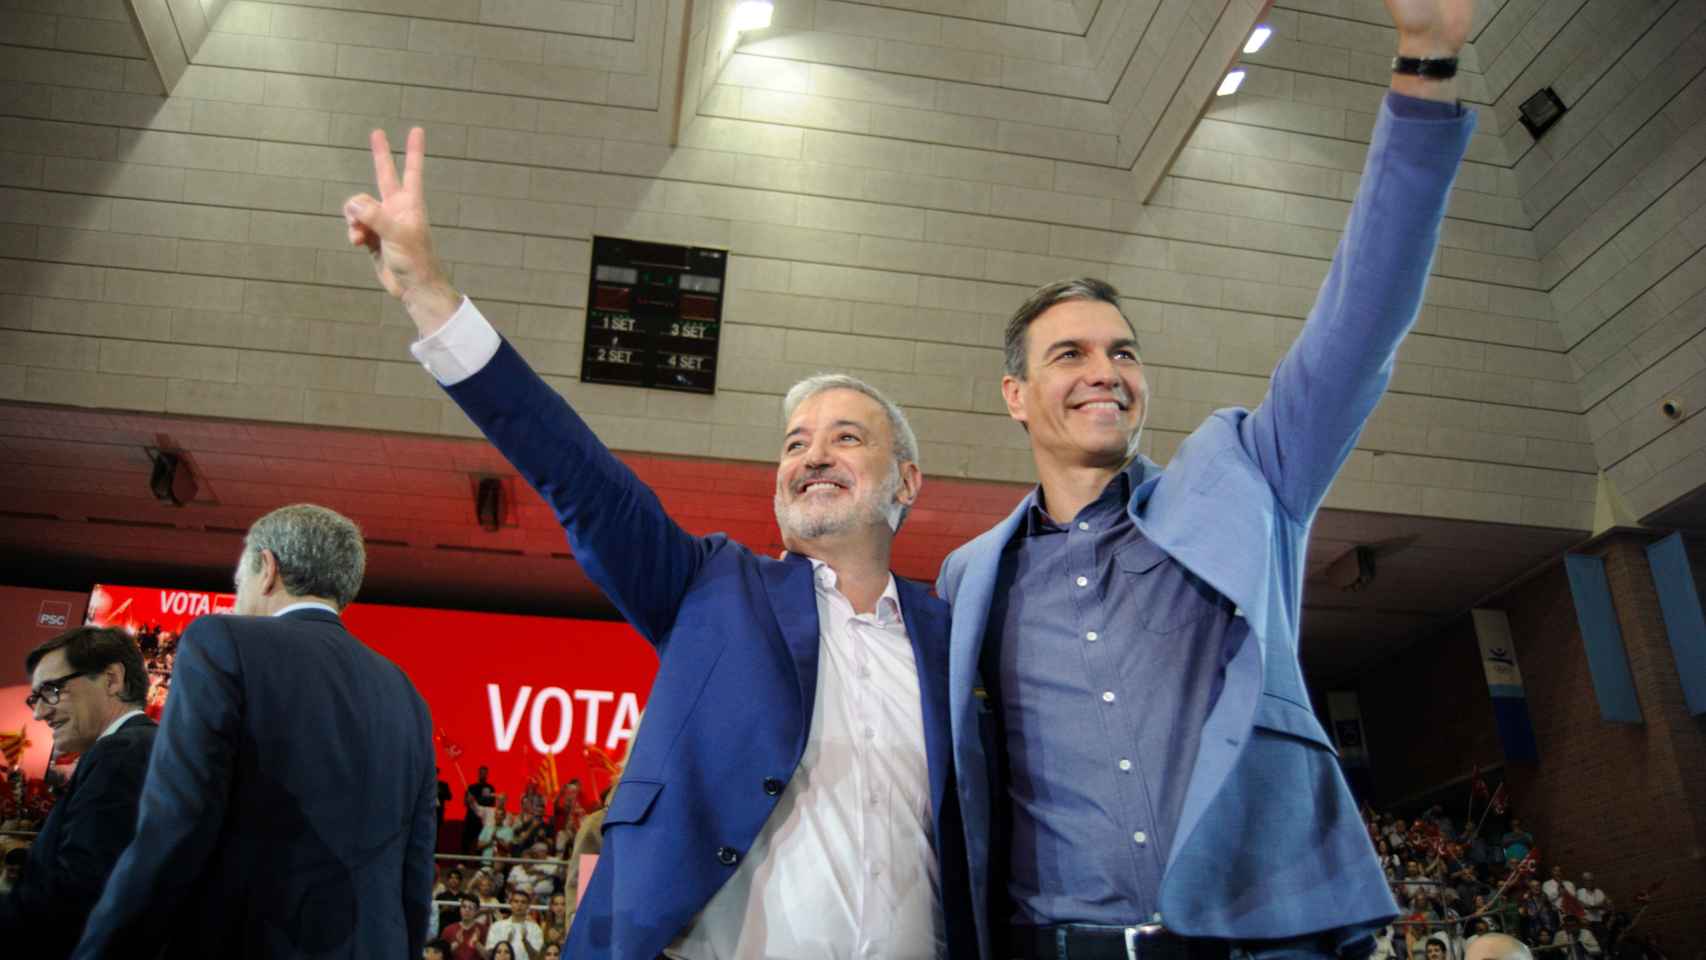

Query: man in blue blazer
left=342, top=130, right=972, bottom=958
left=74, top=505, right=437, bottom=959
left=936, top=2, right=1478, bottom=958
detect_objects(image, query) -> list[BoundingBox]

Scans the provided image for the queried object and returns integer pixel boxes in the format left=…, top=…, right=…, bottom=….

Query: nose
left=1082, top=349, right=1119, bottom=388
left=31, top=700, right=51, bottom=722
left=801, top=433, right=834, bottom=470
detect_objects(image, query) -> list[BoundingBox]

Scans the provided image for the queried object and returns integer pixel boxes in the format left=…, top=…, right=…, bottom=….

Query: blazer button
left=716, top=846, right=739, bottom=866
left=762, top=777, right=784, bottom=796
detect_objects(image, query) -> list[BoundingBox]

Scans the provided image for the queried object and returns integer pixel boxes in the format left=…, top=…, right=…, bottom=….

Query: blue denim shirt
left=988, top=459, right=1245, bottom=925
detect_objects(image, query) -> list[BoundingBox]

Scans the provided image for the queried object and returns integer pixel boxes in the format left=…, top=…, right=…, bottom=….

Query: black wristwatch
left=1392, top=56, right=1458, bottom=79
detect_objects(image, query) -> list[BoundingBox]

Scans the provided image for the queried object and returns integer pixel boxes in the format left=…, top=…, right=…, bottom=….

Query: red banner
left=76, top=584, right=658, bottom=812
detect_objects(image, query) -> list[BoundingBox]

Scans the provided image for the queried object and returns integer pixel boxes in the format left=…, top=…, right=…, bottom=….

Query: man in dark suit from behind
left=73, top=504, right=438, bottom=960
left=0, top=627, right=157, bottom=956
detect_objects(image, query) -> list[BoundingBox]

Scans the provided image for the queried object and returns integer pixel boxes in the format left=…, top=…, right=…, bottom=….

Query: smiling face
left=30, top=648, right=124, bottom=756
left=774, top=387, right=919, bottom=549
left=1004, top=298, right=1148, bottom=472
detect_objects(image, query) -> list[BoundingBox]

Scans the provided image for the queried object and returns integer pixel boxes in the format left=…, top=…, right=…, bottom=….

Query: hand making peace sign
left=343, top=127, right=461, bottom=336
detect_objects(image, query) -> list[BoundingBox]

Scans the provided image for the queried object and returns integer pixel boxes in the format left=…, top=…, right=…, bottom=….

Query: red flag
left=1559, top=886, right=1587, bottom=919
left=0, top=727, right=28, bottom=769
left=1490, top=783, right=1508, bottom=814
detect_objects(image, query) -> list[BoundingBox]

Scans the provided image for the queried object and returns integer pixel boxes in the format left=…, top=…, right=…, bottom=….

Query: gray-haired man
left=336, top=127, right=975, bottom=957
left=74, top=504, right=437, bottom=960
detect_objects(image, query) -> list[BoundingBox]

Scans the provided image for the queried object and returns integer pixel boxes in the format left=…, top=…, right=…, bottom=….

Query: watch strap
left=1392, top=56, right=1459, bottom=79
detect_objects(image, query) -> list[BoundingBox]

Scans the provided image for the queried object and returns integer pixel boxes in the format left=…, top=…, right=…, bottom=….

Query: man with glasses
left=1, top=626, right=157, bottom=955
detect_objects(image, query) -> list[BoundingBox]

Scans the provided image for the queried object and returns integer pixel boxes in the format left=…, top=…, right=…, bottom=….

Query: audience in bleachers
left=1361, top=801, right=1673, bottom=960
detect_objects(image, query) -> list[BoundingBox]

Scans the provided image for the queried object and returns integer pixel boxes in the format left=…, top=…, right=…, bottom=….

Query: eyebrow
left=783, top=419, right=869, bottom=441
left=1043, top=337, right=1140, bottom=356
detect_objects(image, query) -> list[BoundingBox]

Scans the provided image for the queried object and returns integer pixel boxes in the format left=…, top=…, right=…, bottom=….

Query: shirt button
left=1086, top=631, right=1098, bottom=642
left=762, top=777, right=784, bottom=796
left=864, top=726, right=876, bottom=739
left=1076, top=576, right=1088, bottom=587
left=716, top=846, right=739, bottom=866
left=1133, top=831, right=1148, bottom=845
left=1101, top=691, right=1116, bottom=703
left=1119, top=759, right=1132, bottom=771
left=1077, top=521, right=1090, bottom=531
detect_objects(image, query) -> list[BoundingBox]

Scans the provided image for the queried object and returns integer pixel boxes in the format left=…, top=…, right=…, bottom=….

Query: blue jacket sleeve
left=1240, top=95, right=1475, bottom=521
left=445, top=339, right=710, bottom=645
left=404, top=748, right=437, bottom=957
left=71, top=617, right=243, bottom=959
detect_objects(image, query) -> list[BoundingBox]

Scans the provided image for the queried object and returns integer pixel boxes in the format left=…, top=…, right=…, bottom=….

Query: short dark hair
left=425, top=939, right=451, bottom=958
left=25, top=626, right=148, bottom=706
left=1003, top=277, right=1140, bottom=380
left=460, top=892, right=479, bottom=907
left=446, top=866, right=463, bottom=880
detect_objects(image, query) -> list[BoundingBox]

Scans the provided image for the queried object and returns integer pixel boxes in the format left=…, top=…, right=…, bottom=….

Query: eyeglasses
left=25, top=670, right=93, bottom=709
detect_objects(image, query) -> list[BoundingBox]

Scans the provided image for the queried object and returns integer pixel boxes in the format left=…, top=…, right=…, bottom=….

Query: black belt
left=1004, top=924, right=1232, bottom=960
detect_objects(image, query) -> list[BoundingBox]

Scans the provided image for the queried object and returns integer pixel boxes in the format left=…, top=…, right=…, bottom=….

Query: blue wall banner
left=1472, top=609, right=1539, bottom=763
left=1563, top=554, right=1645, bottom=724
left=1645, top=533, right=1706, bottom=716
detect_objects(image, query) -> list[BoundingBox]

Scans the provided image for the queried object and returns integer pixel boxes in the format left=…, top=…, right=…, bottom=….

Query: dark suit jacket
left=445, top=340, right=975, bottom=959
left=72, top=608, right=437, bottom=960
left=0, top=713, right=156, bottom=956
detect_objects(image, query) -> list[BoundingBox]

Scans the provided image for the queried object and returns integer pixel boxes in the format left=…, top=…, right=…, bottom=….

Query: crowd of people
left=1362, top=804, right=1670, bottom=960
left=422, top=768, right=609, bottom=959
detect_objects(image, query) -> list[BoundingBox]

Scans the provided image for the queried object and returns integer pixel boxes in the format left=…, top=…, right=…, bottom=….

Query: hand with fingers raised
left=343, top=127, right=462, bottom=337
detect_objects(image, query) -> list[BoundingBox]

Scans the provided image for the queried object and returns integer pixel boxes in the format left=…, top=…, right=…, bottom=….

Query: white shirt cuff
left=408, top=296, right=502, bottom=386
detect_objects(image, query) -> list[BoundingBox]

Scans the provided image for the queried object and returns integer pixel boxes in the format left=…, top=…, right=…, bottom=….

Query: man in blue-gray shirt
left=937, top=2, right=1479, bottom=958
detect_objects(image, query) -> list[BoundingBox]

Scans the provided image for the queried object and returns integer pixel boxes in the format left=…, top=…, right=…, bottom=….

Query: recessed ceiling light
left=1217, top=70, right=1246, bottom=97
left=1244, top=25, right=1272, bottom=54
left=733, top=0, right=773, bottom=31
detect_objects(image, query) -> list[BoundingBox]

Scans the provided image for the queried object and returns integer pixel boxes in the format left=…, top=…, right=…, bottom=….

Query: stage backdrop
left=76, top=583, right=658, bottom=811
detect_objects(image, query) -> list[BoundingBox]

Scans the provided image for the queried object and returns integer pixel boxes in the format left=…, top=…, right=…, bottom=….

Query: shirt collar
left=1020, top=460, right=1140, bottom=536
left=805, top=557, right=903, bottom=625
left=273, top=600, right=339, bottom=618
left=99, top=709, right=146, bottom=742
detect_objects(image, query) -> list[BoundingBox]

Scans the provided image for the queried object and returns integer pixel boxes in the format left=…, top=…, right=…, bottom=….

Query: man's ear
left=1001, top=374, right=1028, bottom=425
left=897, top=460, right=923, bottom=507
left=256, top=548, right=281, bottom=596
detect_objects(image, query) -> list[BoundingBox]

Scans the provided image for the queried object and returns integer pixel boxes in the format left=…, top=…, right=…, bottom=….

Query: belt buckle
left=1123, top=922, right=1165, bottom=960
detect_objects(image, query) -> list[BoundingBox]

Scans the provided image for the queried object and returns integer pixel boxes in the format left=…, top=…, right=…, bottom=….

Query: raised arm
left=343, top=130, right=707, bottom=641
left=1239, top=0, right=1476, bottom=520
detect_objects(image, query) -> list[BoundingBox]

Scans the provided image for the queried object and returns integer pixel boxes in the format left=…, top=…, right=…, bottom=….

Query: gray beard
left=774, top=463, right=902, bottom=542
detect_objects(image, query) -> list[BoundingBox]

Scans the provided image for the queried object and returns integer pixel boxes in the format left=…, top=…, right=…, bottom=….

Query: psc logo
left=36, top=601, right=71, bottom=628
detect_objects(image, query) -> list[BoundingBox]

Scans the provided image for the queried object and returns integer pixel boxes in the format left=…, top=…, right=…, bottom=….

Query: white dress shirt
left=485, top=915, right=545, bottom=959
left=411, top=300, right=945, bottom=957
left=98, top=709, right=146, bottom=741
left=273, top=600, right=340, bottom=617
left=667, top=560, right=942, bottom=959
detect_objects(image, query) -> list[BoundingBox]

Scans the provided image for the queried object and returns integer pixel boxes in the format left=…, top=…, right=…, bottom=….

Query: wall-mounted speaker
left=1519, top=87, right=1567, bottom=139
left=475, top=477, right=504, bottom=532
left=147, top=449, right=197, bottom=506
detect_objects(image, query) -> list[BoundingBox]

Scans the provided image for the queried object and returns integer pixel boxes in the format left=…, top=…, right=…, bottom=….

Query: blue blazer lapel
left=948, top=505, right=1025, bottom=733
left=896, top=579, right=952, bottom=826
left=944, top=501, right=1025, bottom=960
left=760, top=554, right=822, bottom=752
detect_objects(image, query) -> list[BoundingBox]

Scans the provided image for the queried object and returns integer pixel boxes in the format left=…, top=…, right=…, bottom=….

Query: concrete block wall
left=1484, top=0, right=1706, bottom=522
left=0, top=0, right=1610, bottom=531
